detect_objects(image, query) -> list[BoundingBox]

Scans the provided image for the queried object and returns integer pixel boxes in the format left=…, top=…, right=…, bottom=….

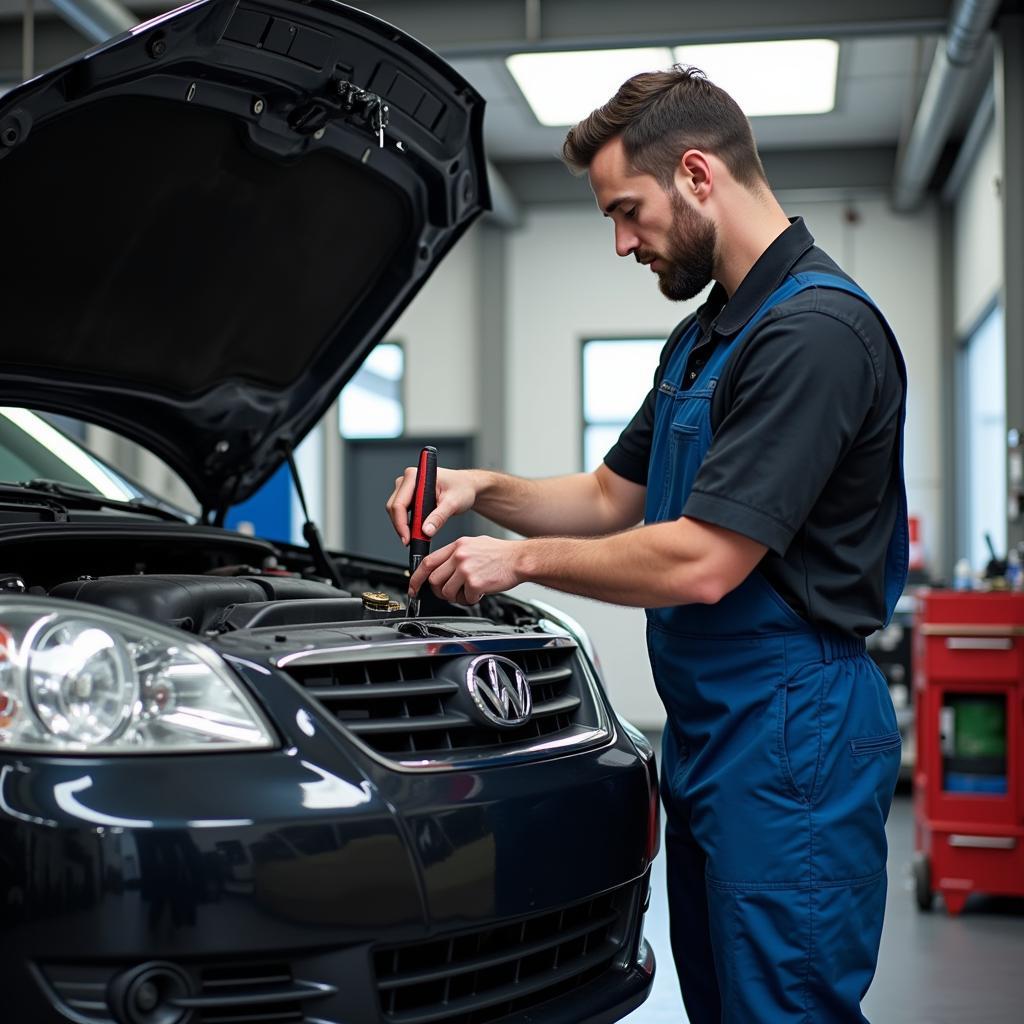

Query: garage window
left=582, top=338, right=661, bottom=470
left=961, top=304, right=1005, bottom=571
left=339, top=342, right=405, bottom=439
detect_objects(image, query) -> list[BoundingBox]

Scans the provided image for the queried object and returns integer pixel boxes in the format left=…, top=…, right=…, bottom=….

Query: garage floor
left=623, top=741, right=1024, bottom=1023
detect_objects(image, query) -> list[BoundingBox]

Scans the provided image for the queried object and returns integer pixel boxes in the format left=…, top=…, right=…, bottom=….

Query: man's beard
left=639, top=192, right=717, bottom=301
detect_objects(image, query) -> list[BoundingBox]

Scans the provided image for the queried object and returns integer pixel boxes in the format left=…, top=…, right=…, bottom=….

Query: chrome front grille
left=374, top=882, right=639, bottom=1024
left=279, top=636, right=610, bottom=769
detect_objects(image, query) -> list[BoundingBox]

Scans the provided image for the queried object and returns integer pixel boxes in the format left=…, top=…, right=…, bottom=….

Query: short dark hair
left=562, top=65, right=767, bottom=190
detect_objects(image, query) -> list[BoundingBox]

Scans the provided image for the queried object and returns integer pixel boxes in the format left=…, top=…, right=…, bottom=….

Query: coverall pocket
left=850, top=730, right=902, bottom=757
left=775, top=664, right=826, bottom=805
left=655, top=422, right=701, bottom=522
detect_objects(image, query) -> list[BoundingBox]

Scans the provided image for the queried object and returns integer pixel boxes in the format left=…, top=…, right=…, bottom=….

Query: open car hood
left=0, top=0, right=488, bottom=511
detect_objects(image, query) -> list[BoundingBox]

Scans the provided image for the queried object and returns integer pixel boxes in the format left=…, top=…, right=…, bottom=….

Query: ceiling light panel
left=506, top=40, right=839, bottom=127
left=506, top=48, right=673, bottom=127
left=673, top=39, right=839, bottom=116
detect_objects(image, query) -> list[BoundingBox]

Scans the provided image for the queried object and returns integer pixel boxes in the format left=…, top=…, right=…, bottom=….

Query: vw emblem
left=465, top=655, right=533, bottom=728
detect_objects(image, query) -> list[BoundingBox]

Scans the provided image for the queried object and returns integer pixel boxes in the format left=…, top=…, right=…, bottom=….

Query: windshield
left=0, top=407, right=162, bottom=505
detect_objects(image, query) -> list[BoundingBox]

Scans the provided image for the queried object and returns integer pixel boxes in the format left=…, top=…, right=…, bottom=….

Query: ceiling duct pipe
left=892, top=0, right=1001, bottom=212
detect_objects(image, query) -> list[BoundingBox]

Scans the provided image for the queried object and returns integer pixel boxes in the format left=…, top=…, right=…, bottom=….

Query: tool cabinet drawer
left=922, top=631, right=1022, bottom=683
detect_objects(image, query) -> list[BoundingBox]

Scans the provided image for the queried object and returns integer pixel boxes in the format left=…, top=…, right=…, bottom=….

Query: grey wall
left=391, top=226, right=483, bottom=437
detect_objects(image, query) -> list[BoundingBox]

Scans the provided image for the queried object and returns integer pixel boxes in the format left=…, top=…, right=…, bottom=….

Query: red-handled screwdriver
left=407, top=445, right=437, bottom=617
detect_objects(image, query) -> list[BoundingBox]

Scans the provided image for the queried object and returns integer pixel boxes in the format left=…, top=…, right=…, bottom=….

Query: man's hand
left=386, top=467, right=479, bottom=545
left=409, top=536, right=524, bottom=606
left=409, top=518, right=766, bottom=610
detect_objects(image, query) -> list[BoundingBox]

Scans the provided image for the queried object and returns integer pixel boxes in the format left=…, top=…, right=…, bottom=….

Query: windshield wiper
left=0, top=483, right=70, bottom=521
left=16, top=479, right=187, bottom=523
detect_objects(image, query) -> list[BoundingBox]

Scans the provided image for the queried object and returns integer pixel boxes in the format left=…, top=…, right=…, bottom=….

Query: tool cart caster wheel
left=913, top=853, right=933, bottom=911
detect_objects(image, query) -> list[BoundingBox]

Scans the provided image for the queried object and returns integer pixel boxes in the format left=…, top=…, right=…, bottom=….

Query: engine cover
left=49, top=574, right=347, bottom=632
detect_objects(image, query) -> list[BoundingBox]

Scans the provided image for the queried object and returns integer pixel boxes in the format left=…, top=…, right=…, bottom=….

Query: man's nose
left=614, top=225, right=638, bottom=258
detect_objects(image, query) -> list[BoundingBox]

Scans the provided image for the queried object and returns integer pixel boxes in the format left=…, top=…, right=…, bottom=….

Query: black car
left=0, top=3, right=658, bottom=1023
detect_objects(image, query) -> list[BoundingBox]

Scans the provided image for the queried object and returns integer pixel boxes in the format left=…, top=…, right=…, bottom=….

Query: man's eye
left=624, top=207, right=637, bottom=220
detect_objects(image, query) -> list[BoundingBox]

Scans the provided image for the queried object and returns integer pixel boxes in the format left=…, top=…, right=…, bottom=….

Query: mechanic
left=387, top=66, right=906, bottom=1023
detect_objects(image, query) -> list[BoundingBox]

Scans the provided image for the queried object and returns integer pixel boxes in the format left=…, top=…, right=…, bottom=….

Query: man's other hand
left=408, top=536, right=523, bottom=605
left=386, top=467, right=478, bottom=546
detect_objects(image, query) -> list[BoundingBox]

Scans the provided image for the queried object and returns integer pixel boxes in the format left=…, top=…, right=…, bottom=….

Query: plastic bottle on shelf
left=1007, top=549, right=1022, bottom=591
left=953, top=557, right=973, bottom=591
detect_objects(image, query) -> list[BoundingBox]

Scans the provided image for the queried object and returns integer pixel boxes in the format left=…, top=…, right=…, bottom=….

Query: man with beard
left=386, top=66, right=906, bottom=1022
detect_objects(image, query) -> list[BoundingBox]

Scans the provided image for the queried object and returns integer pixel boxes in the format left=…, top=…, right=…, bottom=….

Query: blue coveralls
left=645, top=272, right=908, bottom=1023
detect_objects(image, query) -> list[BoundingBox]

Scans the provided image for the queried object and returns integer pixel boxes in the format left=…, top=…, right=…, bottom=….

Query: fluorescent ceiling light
left=507, top=39, right=839, bottom=126
left=673, top=39, right=839, bottom=116
left=506, top=47, right=673, bottom=127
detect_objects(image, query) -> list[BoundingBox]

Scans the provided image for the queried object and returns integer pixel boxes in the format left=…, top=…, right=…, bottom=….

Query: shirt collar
left=696, top=217, right=815, bottom=336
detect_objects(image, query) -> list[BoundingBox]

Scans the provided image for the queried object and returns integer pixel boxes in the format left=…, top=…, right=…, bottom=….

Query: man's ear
left=676, top=149, right=713, bottom=201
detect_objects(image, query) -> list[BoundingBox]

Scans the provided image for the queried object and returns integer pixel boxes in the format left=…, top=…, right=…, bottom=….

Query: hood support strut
left=282, top=443, right=344, bottom=589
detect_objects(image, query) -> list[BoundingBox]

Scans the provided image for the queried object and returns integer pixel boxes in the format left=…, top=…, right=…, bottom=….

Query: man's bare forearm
left=511, top=521, right=715, bottom=606
left=467, top=469, right=637, bottom=538
left=407, top=512, right=768, bottom=608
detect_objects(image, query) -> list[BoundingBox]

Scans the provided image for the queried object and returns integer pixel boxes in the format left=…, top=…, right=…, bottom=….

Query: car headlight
left=0, top=600, right=275, bottom=753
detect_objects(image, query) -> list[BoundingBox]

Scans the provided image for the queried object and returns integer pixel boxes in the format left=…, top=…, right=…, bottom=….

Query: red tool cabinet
left=913, top=590, right=1024, bottom=914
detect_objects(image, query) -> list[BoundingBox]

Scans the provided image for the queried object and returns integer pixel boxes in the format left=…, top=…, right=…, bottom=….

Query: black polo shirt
left=605, top=218, right=904, bottom=638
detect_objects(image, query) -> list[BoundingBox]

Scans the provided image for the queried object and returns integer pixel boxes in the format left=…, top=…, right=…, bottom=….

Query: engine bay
left=0, top=522, right=544, bottom=637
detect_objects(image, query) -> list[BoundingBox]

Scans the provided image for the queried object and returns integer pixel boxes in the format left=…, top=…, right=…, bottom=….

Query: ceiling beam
left=0, top=0, right=951, bottom=65
left=331, top=0, right=949, bottom=54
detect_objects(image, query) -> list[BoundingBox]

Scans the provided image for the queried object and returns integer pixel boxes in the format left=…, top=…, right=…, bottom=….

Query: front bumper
left=0, top=698, right=654, bottom=1023
left=18, top=933, right=654, bottom=1024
